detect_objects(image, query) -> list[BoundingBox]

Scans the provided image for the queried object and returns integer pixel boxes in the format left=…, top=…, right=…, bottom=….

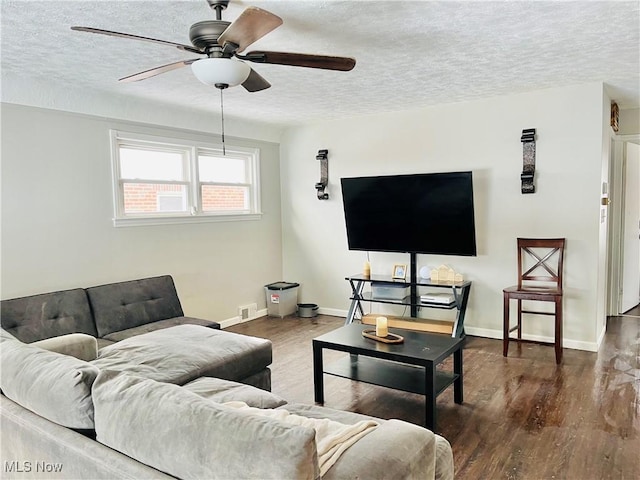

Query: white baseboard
left=463, top=326, right=502, bottom=339
left=219, top=307, right=598, bottom=352
left=596, top=324, right=607, bottom=350
left=465, top=326, right=598, bottom=352
left=219, top=308, right=268, bottom=329
left=220, top=307, right=345, bottom=327
left=318, top=307, right=348, bottom=318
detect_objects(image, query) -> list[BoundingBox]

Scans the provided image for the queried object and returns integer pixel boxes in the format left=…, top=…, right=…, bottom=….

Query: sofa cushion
left=86, top=275, right=184, bottom=337
left=31, top=333, right=98, bottom=361
left=0, top=288, right=97, bottom=343
left=93, top=371, right=319, bottom=480
left=183, top=377, right=286, bottom=408
left=101, top=316, right=220, bottom=342
left=91, top=324, right=272, bottom=385
left=0, top=339, right=99, bottom=429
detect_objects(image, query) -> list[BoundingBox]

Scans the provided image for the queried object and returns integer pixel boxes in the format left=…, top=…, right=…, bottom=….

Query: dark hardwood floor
left=227, top=309, right=640, bottom=479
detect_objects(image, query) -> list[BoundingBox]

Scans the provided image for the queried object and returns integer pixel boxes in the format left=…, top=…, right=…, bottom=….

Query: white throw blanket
left=224, top=401, right=378, bottom=476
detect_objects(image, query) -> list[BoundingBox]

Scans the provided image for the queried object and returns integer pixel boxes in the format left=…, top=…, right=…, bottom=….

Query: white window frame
left=110, top=130, right=262, bottom=227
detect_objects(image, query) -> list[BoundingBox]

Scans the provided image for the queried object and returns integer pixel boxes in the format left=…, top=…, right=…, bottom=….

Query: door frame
left=607, top=133, right=640, bottom=315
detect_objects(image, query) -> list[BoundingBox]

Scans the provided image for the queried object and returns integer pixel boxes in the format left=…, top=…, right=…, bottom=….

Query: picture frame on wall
left=392, top=264, right=407, bottom=280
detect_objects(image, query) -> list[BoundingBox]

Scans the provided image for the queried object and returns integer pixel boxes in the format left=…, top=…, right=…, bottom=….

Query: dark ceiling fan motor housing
left=189, top=21, right=230, bottom=55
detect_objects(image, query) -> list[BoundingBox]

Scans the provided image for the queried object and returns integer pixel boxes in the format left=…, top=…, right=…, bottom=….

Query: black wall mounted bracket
left=520, top=128, right=536, bottom=194
left=315, top=149, right=329, bottom=200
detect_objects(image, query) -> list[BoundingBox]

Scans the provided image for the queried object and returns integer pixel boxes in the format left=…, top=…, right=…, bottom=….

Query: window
left=110, top=130, right=261, bottom=226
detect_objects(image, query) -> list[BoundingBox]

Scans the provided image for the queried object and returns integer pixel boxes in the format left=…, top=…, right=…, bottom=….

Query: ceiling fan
left=71, top=0, right=356, bottom=93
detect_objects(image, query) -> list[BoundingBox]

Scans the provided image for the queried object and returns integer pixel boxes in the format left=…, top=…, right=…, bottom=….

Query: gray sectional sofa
left=1, top=274, right=273, bottom=389
left=0, top=276, right=454, bottom=479
left=1, top=275, right=222, bottom=348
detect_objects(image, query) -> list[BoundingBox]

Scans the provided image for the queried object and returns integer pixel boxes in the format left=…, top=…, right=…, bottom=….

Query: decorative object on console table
left=392, top=264, right=407, bottom=280
left=520, top=128, right=536, bottom=194
left=363, top=260, right=371, bottom=279
left=419, top=265, right=431, bottom=279
left=315, top=149, right=329, bottom=200
left=430, top=265, right=463, bottom=284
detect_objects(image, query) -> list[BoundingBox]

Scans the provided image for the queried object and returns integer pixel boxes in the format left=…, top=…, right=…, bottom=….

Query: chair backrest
left=517, top=238, right=565, bottom=290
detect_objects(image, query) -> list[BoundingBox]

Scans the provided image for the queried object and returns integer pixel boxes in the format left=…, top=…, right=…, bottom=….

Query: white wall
left=280, top=82, right=606, bottom=350
left=1, top=104, right=283, bottom=325
left=1, top=73, right=283, bottom=144
left=595, top=89, right=612, bottom=347
left=619, top=108, right=640, bottom=136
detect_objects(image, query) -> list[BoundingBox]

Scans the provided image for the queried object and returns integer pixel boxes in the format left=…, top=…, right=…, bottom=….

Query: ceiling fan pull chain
left=219, top=86, right=226, bottom=156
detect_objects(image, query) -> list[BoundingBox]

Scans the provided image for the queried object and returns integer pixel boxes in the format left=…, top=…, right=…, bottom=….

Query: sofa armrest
left=1, top=395, right=173, bottom=479
left=320, top=418, right=439, bottom=480
left=32, top=333, right=98, bottom=361
left=281, top=403, right=453, bottom=480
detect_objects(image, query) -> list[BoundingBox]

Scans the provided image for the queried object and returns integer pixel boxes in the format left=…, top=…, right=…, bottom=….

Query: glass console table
left=345, top=274, right=472, bottom=338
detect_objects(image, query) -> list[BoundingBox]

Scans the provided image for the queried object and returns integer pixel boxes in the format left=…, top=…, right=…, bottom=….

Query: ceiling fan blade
left=242, top=68, right=271, bottom=92
left=242, top=51, right=356, bottom=71
left=71, top=26, right=203, bottom=54
left=119, top=59, right=200, bottom=83
left=218, top=7, right=283, bottom=54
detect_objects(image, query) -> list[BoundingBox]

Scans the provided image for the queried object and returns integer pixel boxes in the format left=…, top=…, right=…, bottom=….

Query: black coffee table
left=313, top=324, right=464, bottom=431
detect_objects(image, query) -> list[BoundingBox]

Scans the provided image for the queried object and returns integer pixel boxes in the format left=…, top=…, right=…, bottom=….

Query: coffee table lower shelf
left=324, top=355, right=458, bottom=396
left=313, top=324, right=464, bottom=430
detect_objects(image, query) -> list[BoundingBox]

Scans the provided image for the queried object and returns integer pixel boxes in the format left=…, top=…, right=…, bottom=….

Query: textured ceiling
left=2, top=0, right=639, bottom=128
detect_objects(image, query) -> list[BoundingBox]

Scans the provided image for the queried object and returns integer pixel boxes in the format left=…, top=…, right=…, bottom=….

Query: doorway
left=608, top=134, right=640, bottom=316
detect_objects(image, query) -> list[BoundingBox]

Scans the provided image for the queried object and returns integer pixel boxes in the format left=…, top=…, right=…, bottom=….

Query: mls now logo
left=4, top=461, right=63, bottom=473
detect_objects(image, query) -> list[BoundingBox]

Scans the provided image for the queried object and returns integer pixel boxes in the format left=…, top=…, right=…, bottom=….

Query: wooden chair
left=503, top=238, right=565, bottom=364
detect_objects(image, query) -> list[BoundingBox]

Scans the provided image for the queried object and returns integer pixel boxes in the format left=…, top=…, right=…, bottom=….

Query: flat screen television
left=340, top=171, right=477, bottom=256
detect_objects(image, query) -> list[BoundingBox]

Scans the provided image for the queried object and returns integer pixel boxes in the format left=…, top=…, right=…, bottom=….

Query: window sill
left=113, top=213, right=263, bottom=227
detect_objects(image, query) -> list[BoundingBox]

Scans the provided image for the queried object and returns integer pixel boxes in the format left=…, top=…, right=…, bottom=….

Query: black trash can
left=297, top=303, right=319, bottom=318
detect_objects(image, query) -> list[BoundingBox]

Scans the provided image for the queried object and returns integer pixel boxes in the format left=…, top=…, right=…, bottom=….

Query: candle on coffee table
left=375, top=316, right=388, bottom=337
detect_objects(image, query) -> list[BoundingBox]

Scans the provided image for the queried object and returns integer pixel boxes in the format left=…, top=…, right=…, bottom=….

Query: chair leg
left=555, top=297, right=563, bottom=364
left=503, top=294, right=510, bottom=357
left=517, top=299, right=522, bottom=340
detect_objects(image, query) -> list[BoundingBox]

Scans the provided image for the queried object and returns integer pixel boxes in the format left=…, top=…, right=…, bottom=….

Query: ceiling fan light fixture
left=191, top=58, right=250, bottom=87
